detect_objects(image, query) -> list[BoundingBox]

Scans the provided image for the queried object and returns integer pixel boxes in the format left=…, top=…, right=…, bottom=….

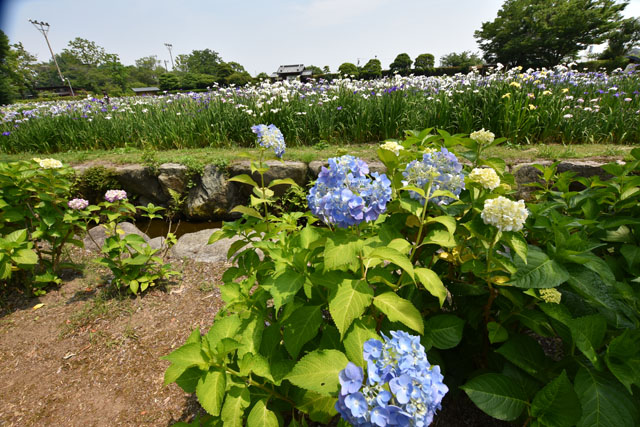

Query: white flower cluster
left=539, top=288, right=562, bottom=304
left=470, top=128, right=495, bottom=145
left=34, top=157, right=63, bottom=169
left=481, top=196, right=528, bottom=232
left=469, top=167, right=500, bottom=190
left=380, top=140, right=404, bottom=156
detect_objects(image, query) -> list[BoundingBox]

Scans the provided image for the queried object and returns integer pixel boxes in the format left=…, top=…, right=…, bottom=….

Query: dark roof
left=131, top=87, right=160, bottom=92
left=277, top=64, right=305, bottom=74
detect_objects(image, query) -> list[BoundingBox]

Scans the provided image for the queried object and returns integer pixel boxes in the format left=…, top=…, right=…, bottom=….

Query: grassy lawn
left=2, top=143, right=637, bottom=168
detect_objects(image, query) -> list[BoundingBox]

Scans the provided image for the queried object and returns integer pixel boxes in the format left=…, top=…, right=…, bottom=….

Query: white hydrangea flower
left=481, top=196, right=528, bottom=232
left=539, top=288, right=562, bottom=304
left=380, top=141, right=404, bottom=156
left=34, top=158, right=63, bottom=169
left=470, top=128, right=495, bottom=145
left=469, top=167, right=500, bottom=190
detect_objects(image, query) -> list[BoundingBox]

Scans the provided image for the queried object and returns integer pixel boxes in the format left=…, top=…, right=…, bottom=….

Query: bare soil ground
left=0, top=248, right=507, bottom=427
left=0, top=248, right=226, bottom=426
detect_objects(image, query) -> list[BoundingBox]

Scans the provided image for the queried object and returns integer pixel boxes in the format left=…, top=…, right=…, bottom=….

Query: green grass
left=2, top=143, right=636, bottom=168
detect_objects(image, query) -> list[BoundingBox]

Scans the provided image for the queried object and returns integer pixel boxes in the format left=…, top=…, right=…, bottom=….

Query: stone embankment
left=76, top=159, right=617, bottom=263
left=74, top=159, right=616, bottom=221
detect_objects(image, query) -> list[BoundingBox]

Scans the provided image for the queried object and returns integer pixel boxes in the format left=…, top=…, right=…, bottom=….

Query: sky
left=1, top=0, right=639, bottom=76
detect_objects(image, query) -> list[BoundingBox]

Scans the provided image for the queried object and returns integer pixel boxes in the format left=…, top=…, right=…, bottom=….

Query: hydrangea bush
left=162, top=126, right=640, bottom=427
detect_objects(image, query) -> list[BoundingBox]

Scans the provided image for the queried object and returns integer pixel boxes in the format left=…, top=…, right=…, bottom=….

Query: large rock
left=157, top=163, right=188, bottom=197
left=186, top=165, right=230, bottom=219
left=227, top=161, right=309, bottom=205
left=115, top=165, right=167, bottom=206
left=513, top=160, right=614, bottom=200
left=83, top=222, right=150, bottom=252
left=169, top=229, right=244, bottom=263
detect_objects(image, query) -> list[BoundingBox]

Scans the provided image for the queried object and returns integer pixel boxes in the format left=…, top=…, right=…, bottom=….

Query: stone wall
left=73, top=160, right=619, bottom=221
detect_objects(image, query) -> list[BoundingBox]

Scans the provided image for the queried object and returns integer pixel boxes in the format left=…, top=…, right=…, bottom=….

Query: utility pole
left=164, top=43, right=174, bottom=70
left=29, top=19, right=74, bottom=96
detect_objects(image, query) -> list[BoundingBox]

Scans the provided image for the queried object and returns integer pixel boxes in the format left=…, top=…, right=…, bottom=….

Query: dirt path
left=0, top=250, right=226, bottom=426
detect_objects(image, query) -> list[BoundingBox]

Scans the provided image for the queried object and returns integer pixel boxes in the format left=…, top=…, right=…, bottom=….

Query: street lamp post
left=164, top=43, right=174, bottom=71
left=29, top=19, right=74, bottom=96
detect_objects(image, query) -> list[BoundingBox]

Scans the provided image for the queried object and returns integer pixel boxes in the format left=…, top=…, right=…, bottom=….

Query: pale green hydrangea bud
left=34, top=158, right=63, bottom=169
left=539, top=288, right=562, bottom=304
left=469, top=167, right=500, bottom=190
left=470, top=128, right=495, bottom=145
left=380, top=141, right=404, bottom=156
left=481, top=196, right=528, bottom=232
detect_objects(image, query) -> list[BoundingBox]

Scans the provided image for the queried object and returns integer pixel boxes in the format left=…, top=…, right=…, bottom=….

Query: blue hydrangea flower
left=336, top=330, right=448, bottom=426
left=251, top=124, right=286, bottom=158
left=402, top=147, right=465, bottom=205
left=307, top=155, right=392, bottom=228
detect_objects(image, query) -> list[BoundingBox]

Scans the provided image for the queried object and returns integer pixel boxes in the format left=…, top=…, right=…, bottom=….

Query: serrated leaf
left=509, top=246, right=569, bottom=289
left=366, top=246, right=414, bottom=278
left=461, top=373, right=528, bottom=421
left=221, top=386, right=250, bottom=427
left=343, top=320, right=380, bottom=367
left=12, top=248, right=38, bottom=265
left=163, top=342, right=208, bottom=371
left=205, top=315, right=242, bottom=355
left=284, top=305, right=323, bottom=359
left=263, top=268, right=306, bottom=312
left=422, top=229, right=456, bottom=248
left=605, top=329, right=640, bottom=394
left=569, top=315, right=607, bottom=367
left=425, top=314, right=464, bottom=349
left=497, top=334, right=547, bottom=377
left=427, top=215, right=457, bottom=235
left=575, top=366, right=639, bottom=427
left=414, top=267, right=447, bottom=306
left=502, top=232, right=528, bottom=264
left=230, top=205, right=263, bottom=219
left=286, top=350, right=348, bottom=395
left=228, top=174, right=259, bottom=187
left=176, top=366, right=203, bottom=393
left=531, top=371, right=581, bottom=427
left=324, top=231, right=362, bottom=272
left=247, top=399, right=278, bottom=427
left=329, top=280, right=373, bottom=338
left=373, top=292, right=424, bottom=335
left=296, top=390, right=339, bottom=423
left=487, top=322, right=509, bottom=344
left=196, top=369, right=226, bottom=416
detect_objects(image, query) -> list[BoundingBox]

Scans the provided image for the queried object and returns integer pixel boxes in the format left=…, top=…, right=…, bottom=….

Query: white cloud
left=295, top=0, right=388, bottom=27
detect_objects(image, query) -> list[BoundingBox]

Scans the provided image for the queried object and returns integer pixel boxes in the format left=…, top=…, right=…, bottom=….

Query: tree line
left=0, top=0, right=638, bottom=104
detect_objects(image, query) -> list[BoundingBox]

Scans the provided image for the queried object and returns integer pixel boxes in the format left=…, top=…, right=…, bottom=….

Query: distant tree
left=338, top=62, right=359, bottom=77
left=129, top=55, right=161, bottom=86
left=226, top=72, right=252, bottom=86
left=323, top=65, right=330, bottom=73
left=255, top=72, right=270, bottom=81
left=62, top=37, right=108, bottom=66
left=0, top=30, right=15, bottom=104
left=183, top=49, right=222, bottom=75
left=361, top=59, right=382, bottom=79
left=475, top=0, right=628, bottom=67
left=600, top=17, right=640, bottom=59
left=159, top=73, right=180, bottom=90
left=305, top=65, right=323, bottom=75
left=215, top=62, right=234, bottom=82
left=6, top=42, right=37, bottom=97
left=439, top=51, right=484, bottom=68
left=174, top=54, right=190, bottom=73
left=414, top=53, right=435, bottom=70
left=390, top=53, right=412, bottom=73
left=227, top=61, right=246, bottom=73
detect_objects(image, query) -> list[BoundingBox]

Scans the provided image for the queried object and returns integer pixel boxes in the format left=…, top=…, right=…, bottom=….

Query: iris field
left=1, top=64, right=639, bottom=154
